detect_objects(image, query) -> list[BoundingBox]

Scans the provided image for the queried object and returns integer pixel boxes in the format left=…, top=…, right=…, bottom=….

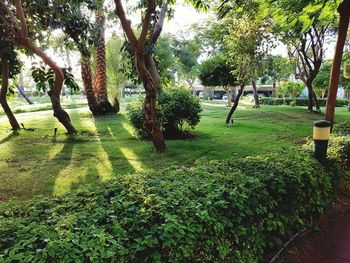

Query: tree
left=92, top=0, right=114, bottom=113
left=313, top=61, right=332, bottom=98
left=0, top=42, right=20, bottom=131
left=113, top=0, right=208, bottom=152
left=106, top=34, right=129, bottom=104
left=277, top=81, right=304, bottom=98
left=173, top=36, right=202, bottom=93
left=223, top=16, right=272, bottom=122
left=264, top=55, right=294, bottom=97
left=154, top=35, right=177, bottom=88
left=113, top=0, right=167, bottom=152
left=198, top=54, right=237, bottom=107
left=270, top=0, right=338, bottom=112
left=0, top=0, right=76, bottom=134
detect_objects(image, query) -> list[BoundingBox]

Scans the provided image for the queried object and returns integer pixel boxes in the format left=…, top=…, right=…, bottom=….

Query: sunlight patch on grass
left=122, top=122, right=135, bottom=136
left=120, top=147, right=143, bottom=172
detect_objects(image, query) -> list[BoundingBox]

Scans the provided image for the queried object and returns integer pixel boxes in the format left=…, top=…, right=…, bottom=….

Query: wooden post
left=325, top=0, right=350, bottom=124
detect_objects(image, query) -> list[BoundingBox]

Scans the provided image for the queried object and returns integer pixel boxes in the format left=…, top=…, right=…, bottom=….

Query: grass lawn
left=0, top=96, right=348, bottom=201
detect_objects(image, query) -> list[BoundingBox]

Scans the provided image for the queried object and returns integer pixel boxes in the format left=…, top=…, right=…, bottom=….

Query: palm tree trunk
left=0, top=59, right=20, bottom=131
left=81, top=56, right=98, bottom=114
left=94, top=9, right=113, bottom=113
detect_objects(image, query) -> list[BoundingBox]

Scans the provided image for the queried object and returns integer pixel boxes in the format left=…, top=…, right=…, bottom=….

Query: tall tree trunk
left=144, top=53, right=162, bottom=91
left=251, top=78, right=260, bottom=108
left=306, top=83, right=314, bottom=111
left=348, top=91, right=350, bottom=111
left=325, top=0, right=350, bottom=124
left=94, top=9, right=113, bottom=113
left=226, top=83, right=245, bottom=124
left=81, top=56, right=98, bottom=114
left=0, top=59, right=20, bottom=131
left=135, top=51, right=166, bottom=152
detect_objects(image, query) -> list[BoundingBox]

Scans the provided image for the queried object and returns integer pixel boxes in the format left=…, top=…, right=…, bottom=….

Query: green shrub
left=126, top=87, right=202, bottom=139
left=0, top=148, right=344, bottom=262
left=260, top=97, right=348, bottom=107
left=334, top=121, right=350, bottom=136
left=328, top=136, right=350, bottom=170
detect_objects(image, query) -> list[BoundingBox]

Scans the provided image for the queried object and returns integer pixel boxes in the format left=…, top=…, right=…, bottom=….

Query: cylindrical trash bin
left=313, top=120, right=331, bottom=163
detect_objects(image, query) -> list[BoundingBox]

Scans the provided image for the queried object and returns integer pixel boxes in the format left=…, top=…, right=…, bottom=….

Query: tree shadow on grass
left=0, top=131, right=19, bottom=145
left=93, top=113, right=148, bottom=177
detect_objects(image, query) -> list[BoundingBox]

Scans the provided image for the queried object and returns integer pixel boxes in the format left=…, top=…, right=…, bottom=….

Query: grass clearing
left=0, top=97, right=348, bottom=201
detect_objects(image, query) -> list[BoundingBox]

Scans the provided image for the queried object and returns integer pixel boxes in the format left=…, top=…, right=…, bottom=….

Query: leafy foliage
left=334, top=121, right=350, bottom=136
left=276, top=81, right=305, bottom=98
left=0, top=148, right=344, bottom=262
left=198, top=54, right=236, bottom=88
left=127, top=87, right=202, bottom=138
left=31, top=63, right=80, bottom=94
left=328, top=135, right=350, bottom=170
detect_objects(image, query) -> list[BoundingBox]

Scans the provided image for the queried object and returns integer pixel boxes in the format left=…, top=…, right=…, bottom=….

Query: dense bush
left=0, top=149, right=344, bottom=262
left=328, top=136, right=350, bottom=170
left=127, top=88, right=202, bottom=139
left=334, top=121, right=350, bottom=136
left=260, top=97, right=348, bottom=107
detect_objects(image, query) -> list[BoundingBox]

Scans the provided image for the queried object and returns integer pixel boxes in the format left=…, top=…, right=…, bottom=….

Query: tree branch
left=0, top=1, right=17, bottom=25
left=138, top=0, right=155, bottom=48
left=150, top=1, right=168, bottom=45
left=14, top=0, right=28, bottom=38
left=114, top=0, right=137, bottom=48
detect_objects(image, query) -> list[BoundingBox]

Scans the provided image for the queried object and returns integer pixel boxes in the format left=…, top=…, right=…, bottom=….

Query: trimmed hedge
left=0, top=149, right=345, bottom=262
left=260, top=97, right=348, bottom=107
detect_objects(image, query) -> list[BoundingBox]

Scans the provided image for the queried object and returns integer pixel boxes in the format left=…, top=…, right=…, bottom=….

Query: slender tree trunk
left=135, top=51, right=166, bottom=152
left=144, top=53, right=162, bottom=91
left=226, top=83, right=245, bottom=124
left=232, top=86, right=237, bottom=101
left=16, top=85, right=33, bottom=104
left=17, top=38, right=76, bottom=134
left=81, top=56, right=98, bottom=114
left=251, top=78, right=260, bottom=108
left=347, top=91, right=350, bottom=111
left=227, top=87, right=232, bottom=107
left=325, top=0, right=350, bottom=124
left=93, top=9, right=114, bottom=113
left=17, top=72, right=33, bottom=104
left=272, top=81, right=276, bottom=97
left=312, top=90, right=320, bottom=111
left=0, top=60, right=20, bottom=131
left=306, top=83, right=314, bottom=111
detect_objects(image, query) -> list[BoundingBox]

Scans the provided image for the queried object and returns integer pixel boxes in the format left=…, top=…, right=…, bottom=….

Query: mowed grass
left=0, top=97, right=348, bottom=201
